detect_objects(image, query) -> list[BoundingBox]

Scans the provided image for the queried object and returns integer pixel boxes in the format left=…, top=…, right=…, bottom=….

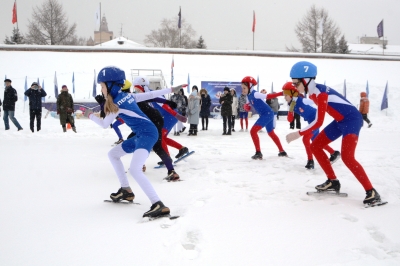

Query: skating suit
left=247, top=90, right=275, bottom=133
left=291, top=97, right=319, bottom=140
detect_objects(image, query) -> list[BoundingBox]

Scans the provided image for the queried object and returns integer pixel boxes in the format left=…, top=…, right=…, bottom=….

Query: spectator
left=56, top=85, right=76, bottom=133
left=179, top=88, right=188, bottom=133
left=199, top=88, right=211, bottom=130
left=238, top=88, right=249, bottom=132
left=230, top=88, right=238, bottom=132
left=359, top=92, right=372, bottom=128
left=24, top=82, right=47, bottom=132
left=219, top=87, right=233, bottom=135
left=3, top=79, right=23, bottom=131
left=266, top=93, right=280, bottom=123
left=290, top=112, right=301, bottom=129
left=188, top=86, right=201, bottom=136
left=170, top=89, right=185, bottom=135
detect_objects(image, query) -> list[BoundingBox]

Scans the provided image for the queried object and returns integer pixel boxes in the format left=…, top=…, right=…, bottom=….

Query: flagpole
left=179, top=6, right=181, bottom=48
left=100, top=2, right=102, bottom=46
left=15, top=0, right=19, bottom=30
left=382, top=19, right=384, bottom=56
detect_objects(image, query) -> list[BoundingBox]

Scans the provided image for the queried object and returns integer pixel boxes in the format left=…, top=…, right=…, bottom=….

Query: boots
left=315, top=179, right=341, bottom=192
left=143, top=201, right=170, bottom=218
left=305, top=159, right=314, bottom=170
left=62, top=126, right=66, bottom=133
left=110, top=188, right=135, bottom=202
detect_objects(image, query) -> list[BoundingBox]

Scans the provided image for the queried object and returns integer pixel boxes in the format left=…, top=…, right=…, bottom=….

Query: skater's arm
left=133, top=88, right=172, bottom=103
left=90, top=112, right=118, bottom=128
left=299, top=93, right=328, bottom=136
left=266, top=92, right=283, bottom=99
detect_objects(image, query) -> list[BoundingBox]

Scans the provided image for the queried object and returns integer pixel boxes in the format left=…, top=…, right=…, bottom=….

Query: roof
left=95, top=37, right=145, bottom=48
left=348, top=43, right=400, bottom=56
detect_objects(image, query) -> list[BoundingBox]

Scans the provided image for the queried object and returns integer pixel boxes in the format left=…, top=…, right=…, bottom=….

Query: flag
left=271, top=82, right=274, bottom=93
left=12, top=2, right=17, bottom=24
left=4, top=75, right=6, bottom=88
left=381, top=82, right=388, bottom=110
left=252, top=11, right=256, bottom=32
left=178, top=7, right=181, bottom=29
left=72, top=72, right=75, bottom=94
left=92, top=70, right=96, bottom=97
left=42, top=79, right=45, bottom=102
left=256, top=75, right=259, bottom=92
left=187, top=73, right=190, bottom=94
left=377, top=20, right=383, bottom=38
left=343, top=79, right=347, bottom=98
left=37, top=77, right=39, bottom=85
left=95, top=4, right=101, bottom=29
left=54, top=71, right=59, bottom=98
left=171, top=56, right=174, bottom=86
left=24, top=76, right=27, bottom=101
left=366, top=80, right=369, bottom=98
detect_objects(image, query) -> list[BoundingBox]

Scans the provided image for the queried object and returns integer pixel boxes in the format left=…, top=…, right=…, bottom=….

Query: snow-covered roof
left=348, top=43, right=400, bottom=56
left=95, top=37, right=145, bottom=48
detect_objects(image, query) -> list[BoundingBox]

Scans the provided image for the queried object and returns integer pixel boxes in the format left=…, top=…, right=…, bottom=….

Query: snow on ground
left=1, top=50, right=400, bottom=265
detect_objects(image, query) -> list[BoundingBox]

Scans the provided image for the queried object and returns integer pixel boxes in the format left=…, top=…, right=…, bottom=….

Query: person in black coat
left=24, top=82, right=47, bottom=132
left=199, top=88, right=211, bottom=130
left=219, top=87, right=233, bottom=135
left=3, top=79, right=23, bottom=131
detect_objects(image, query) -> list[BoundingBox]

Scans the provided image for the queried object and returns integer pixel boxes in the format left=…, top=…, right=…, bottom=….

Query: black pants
left=201, top=116, right=209, bottom=130
left=30, top=109, right=42, bottom=131
left=362, top=114, right=371, bottom=125
left=189, top=124, right=198, bottom=135
left=222, top=115, right=232, bottom=133
left=290, top=113, right=301, bottom=129
left=231, top=115, right=236, bottom=129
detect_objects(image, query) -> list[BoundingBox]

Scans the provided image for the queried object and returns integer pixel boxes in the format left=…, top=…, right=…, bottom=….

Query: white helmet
left=133, top=76, right=150, bottom=92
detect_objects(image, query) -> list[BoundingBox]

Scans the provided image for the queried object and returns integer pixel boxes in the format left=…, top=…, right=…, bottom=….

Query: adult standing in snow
left=85, top=66, right=185, bottom=218
left=199, top=88, right=211, bottom=131
left=56, top=85, right=76, bottom=133
left=24, top=82, right=47, bottom=132
left=3, top=79, right=23, bottom=131
left=219, top=87, right=233, bottom=135
left=170, top=89, right=185, bottom=135
left=230, top=88, right=238, bottom=132
left=286, top=61, right=383, bottom=206
left=359, top=92, right=372, bottom=128
left=187, top=86, right=200, bottom=136
left=242, top=76, right=287, bottom=160
left=282, top=82, right=340, bottom=170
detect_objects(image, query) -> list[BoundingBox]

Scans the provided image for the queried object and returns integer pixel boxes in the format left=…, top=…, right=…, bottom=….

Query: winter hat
left=4, top=78, right=11, bottom=83
left=62, top=85, right=68, bottom=91
left=224, top=87, right=230, bottom=92
left=31, top=82, right=39, bottom=86
left=360, top=92, right=367, bottom=97
left=192, top=85, right=199, bottom=91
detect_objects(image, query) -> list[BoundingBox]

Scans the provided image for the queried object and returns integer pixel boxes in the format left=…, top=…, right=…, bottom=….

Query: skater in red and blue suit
left=241, top=76, right=287, bottom=160
left=285, top=61, right=384, bottom=206
left=282, top=82, right=340, bottom=170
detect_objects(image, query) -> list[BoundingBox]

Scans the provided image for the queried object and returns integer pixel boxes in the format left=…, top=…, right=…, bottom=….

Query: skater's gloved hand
left=172, top=84, right=187, bottom=93
left=83, top=108, right=94, bottom=119
left=244, top=103, right=251, bottom=112
left=287, top=112, right=294, bottom=123
left=175, top=113, right=187, bottom=123
left=95, top=94, right=106, bottom=105
left=286, top=131, right=301, bottom=143
left=166, top=100, right=177, bottom=109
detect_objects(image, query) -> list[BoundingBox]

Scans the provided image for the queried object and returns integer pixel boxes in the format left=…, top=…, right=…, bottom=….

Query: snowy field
left=1, top=50, right=400, bottom=265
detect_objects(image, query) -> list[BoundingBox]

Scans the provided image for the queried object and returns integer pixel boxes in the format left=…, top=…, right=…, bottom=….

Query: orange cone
left=67, top=123, right=72, bottom=129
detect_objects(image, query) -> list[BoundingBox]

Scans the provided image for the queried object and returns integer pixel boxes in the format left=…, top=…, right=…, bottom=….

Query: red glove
left=175, top=113, right=187, bottom=123
left=287, top=112, right=294, bottom=123
left=244, top=103, right=251, bottom=112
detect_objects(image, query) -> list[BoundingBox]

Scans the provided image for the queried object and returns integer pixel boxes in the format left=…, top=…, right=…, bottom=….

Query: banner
left=171, top=56, right=174, bottom=86
left=24, top=76, right=27, bottom=101
left=201, top=81, right=245, bottom=116
left=54, top=71, right=59, bottom=98
left=72, top=72, right=75, bottom=94
left=377, top=20, right=383, bottom=38
left=178, top=7, right=181, bottom=29
left=252, top=11, right=256, bottom=32
left=366, top=81, right=369, bottom=98
left=12, top=2, right=17, bottom=24
left=381, top=82, right=388, bottom=110
left=92, top=70, right=96, bottom=97
left=343, top=79, right=347, bottom=98
left=187, top=73, right=190, bottom=94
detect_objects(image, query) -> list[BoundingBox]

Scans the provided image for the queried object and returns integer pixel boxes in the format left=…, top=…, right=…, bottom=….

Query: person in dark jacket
left=3, top=79, right=23, bottom=131
left=24, top=82, right=47, bottom=132
left=219, top=86, right=233, bottom=135
left=56, top=85, right=76, bottom=133
left=199, top=88, right=211, bottom=130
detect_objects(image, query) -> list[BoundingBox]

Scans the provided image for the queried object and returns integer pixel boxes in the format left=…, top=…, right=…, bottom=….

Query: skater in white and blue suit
left=86, top=66, right=184, bottom=218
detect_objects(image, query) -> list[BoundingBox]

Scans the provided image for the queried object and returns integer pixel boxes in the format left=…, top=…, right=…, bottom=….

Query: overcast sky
left=1, top=0, right=399, bottom=51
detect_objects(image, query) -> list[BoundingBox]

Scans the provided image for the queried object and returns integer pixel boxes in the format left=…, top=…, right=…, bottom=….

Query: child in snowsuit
left=359, top=92, right=372, bottom=128
left=241, top=76, right=287, bottom=160
left=286, top=61, right=383, bottom=206
left=282, top=82, right=340, bottom=169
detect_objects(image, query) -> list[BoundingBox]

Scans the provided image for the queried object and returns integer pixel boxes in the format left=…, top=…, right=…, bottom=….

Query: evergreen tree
left=337, top=35, right=350, bottom=54
left=325, top=35, right=338, bottom=53
left=196, top=36, right=207, bottom=49
left=4, top=28, right=25, bottom=44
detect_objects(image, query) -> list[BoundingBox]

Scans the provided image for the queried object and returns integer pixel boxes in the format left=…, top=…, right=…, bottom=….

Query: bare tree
left=144, top=17, right=197, bottom=48
left=4, top=28, right=25, bottom=44
left=294, top=5, right=341, bottom=53
left=26, top=0, right=77, bottom=45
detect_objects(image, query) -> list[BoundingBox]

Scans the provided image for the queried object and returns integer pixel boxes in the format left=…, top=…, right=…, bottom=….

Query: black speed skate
left=165, top=170, right=180, bottom=182
left=315, top=179, right=341, bottom=192
left=305, top=159, right=314, bottom=169
left=278, top=151, right=288, bottom=157
left=251, top=152, right=263, bottom=160
left=143, top=201, right=170, bottom=218
left=110, top=188, right=135, bottom=203
left=363, top=188, right=381, bottom=205
left=175, top=147, right=189, bottom=159
left=329, top=151, right=341, bottom=164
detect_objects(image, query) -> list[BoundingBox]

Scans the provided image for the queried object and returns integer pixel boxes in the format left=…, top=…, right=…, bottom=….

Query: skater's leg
left=108, top=144, right=130, bottom=188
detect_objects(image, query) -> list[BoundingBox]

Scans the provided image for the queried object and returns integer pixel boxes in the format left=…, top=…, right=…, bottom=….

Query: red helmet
left=241, top=76, right=258, bottom=87
left=282, top=82, right=299, bottom=97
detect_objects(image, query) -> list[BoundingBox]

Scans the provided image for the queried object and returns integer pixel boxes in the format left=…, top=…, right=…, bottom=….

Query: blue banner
left=381, top=82, right=388, bottom=110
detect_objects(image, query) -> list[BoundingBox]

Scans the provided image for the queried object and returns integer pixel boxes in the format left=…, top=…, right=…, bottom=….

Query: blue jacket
left=25, top=88, right=47, bottom=110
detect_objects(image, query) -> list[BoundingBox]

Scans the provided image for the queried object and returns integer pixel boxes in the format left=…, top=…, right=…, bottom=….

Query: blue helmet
left=97, top=66, right=126, bottom=84
left=290, top=61, right=317, bottom=79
